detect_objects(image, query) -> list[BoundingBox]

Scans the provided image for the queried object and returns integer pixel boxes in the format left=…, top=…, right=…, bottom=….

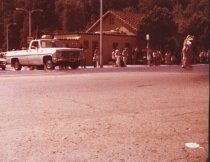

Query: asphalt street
left=0, top=64, right=209, bottom=162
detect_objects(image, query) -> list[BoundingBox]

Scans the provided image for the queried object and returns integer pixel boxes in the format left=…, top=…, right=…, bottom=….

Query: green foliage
left=55, top=0, right=86, bottom=32
left=138, top=0, right=209, bottom=52
left=0, top=0, right=209, bottom=52
left=181, top=0, right=209, bottom=49
left=137, top=6, right=177, bottom=50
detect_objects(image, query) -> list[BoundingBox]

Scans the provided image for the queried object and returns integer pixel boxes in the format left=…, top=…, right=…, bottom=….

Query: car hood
left=0, top=58, right=6, bottom=61
left=54, top=48, right=83, bottom=51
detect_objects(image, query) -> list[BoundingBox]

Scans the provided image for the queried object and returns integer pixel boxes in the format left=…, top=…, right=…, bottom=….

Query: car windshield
left=41, top=40, right=66, bottom=48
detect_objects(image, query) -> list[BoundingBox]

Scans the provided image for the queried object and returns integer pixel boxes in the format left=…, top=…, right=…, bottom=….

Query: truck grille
left=61, top=51, right=80, bottom=58
left=0, top=61, right=5, bottom=65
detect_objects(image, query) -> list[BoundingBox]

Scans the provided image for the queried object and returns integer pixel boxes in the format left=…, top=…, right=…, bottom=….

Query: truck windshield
left=41, top=40, right=66, bottom=48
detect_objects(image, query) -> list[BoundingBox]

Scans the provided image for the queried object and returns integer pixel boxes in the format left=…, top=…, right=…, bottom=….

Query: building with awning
left=54, top=10, right=143, bottom=65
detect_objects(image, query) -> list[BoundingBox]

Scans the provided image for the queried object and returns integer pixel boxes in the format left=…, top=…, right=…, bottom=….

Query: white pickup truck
left=6, top=39, right=83, bottom=70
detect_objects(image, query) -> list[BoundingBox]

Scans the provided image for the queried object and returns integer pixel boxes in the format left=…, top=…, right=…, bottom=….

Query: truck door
left=28, top=41, right=42, bottom=65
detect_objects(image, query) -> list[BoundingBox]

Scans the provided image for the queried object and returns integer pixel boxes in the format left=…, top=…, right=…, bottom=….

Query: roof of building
left=53, top=31, right=136, bottom=38
left=86, top=10, right=143, bottom=33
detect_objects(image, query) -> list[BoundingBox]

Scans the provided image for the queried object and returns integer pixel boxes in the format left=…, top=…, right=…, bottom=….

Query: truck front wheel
left=13, top=60, right=22, bottom=71
left=44, top=58, right=55, bottom=70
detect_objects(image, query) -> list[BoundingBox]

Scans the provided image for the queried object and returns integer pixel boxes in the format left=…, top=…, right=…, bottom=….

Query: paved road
left=0, top=64, right=209, bottom=75
left=0, top=64, right=209, bottom=162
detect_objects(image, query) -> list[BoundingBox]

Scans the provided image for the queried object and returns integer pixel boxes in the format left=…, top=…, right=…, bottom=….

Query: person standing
left=132, top=47, right=139, bottom=65
left=156, top=50, right=162, bottom=65
left=111, top=48, right=116, bottom=66
left=93, top=47, right=100, bottom=68
left=147, top=50, right=152, bottom=66
left=152, top=50, right=157, bottom=65
left=165, top=51, right=171, bottom=65
left=115, top=48, right=122, bottom=67
left=122, top=47, right=128, bottom=67
left=81, top=49, right=86, bottom=68
left=199, top=50, right=205, bottom=63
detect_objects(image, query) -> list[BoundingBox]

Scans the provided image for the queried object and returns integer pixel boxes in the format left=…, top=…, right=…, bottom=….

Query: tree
left=0, top=0, right=19, bottom=50
left=0, top=0, right=4, bottom=50
left=137, top=0, right=209, bottom=57
left=137, top=6, right=177, bottom=51
left=138, top=0, right=175, bottom=13
left=181, top=0, right=209, bottom=50
left=55, top=0, right=85, bottom=32
left=0, top=0, right=208, bottom=52
left=34, top=0, right=58, bottom=35
left=103, top=0, right=139, bottom=11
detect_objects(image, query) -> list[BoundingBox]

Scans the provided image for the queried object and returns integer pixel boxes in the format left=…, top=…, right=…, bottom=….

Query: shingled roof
left=86, top=10, right=143, bottom=33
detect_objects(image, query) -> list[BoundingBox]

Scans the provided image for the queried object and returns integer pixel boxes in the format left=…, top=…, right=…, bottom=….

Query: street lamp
left=16, top=8, right=43, bottom=38
left=6, top=23, right=16, bottom=51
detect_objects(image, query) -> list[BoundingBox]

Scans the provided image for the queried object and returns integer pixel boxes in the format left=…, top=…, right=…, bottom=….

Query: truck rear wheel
left=13, top=60, right=22, bottom=71
left=70, top=63, right=79, bottom=69
left=44, top=58, right=55, bottom=70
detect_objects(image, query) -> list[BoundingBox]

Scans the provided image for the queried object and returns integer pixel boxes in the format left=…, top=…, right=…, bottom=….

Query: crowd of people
left=92, top=47, right=179, bottom=67
left=92, top=43, right=209, bottom=68
left=198, top=50, right=209, bottom=64
left=109, top=47, right=179, bottom=67
left=111, top=47, right=129, bottom=67
left=93, top=46, right=140, bottom=68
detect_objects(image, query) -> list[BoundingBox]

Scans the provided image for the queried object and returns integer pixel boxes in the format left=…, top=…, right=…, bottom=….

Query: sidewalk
left=5, top=63, right=209, bottom=72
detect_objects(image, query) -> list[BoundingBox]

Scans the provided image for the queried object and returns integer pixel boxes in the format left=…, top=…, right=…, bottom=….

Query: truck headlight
left=1, top=61, right=6, bottom=65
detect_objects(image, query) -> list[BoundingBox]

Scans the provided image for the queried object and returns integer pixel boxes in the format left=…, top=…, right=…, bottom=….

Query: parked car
left=0, top=52, right=6, bottom=70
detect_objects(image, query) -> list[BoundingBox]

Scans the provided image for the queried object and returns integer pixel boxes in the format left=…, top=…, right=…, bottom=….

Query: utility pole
left=16, top=8, right=43, bottom=42
left=99, top=0, right=103, bottom=68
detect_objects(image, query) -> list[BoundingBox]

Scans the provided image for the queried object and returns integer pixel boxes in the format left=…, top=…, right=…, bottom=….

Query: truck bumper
left=53, top=58, right=81, bottom=65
